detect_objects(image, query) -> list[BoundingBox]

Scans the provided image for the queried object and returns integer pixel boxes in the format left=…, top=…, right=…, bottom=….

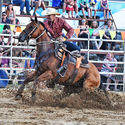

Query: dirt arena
left=0, top=86, right=125, bottom=125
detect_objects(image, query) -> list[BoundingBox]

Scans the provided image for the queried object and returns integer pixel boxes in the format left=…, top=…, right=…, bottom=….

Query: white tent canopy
left=113, top=8, right=125, bottom=30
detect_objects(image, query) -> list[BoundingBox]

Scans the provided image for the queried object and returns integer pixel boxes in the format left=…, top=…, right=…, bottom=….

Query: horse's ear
left=35, top=14, right=38, bottom=23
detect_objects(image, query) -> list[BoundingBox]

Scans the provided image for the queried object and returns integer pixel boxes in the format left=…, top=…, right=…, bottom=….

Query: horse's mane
left=39, top=21, right=48, bottom=32
left=39, top=21, right=51, bottom=38
left=39, top=21, right=46, bottom=29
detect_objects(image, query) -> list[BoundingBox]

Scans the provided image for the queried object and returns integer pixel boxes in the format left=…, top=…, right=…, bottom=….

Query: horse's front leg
left=31, top=70, right=54, bottom=103
left=15, top=71, right=36, bottom=100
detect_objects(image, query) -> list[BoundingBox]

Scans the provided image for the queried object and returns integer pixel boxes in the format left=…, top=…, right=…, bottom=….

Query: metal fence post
left=123, top=40, right=125, bottom=92
left=88, top=33, right=90, bottom=61
left=0, top=0, right=3, bottom=23
left=10, top=32, right=13, bottom=80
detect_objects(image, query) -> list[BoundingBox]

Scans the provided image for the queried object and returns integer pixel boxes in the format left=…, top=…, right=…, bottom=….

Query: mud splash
left=0, top=87, right=125, bottom=125
left=20, top=87, right=125, bottom=111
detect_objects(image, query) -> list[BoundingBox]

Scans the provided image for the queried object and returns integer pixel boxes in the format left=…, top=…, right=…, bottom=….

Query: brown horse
left=15, top=16, right=100, bottom=102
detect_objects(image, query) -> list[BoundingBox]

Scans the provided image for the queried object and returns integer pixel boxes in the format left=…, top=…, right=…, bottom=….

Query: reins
left=35, top=30, right=46, bottom=40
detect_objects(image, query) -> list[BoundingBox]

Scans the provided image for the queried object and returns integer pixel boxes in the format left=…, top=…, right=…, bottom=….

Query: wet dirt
left=0, top=87, right=125, bottom=125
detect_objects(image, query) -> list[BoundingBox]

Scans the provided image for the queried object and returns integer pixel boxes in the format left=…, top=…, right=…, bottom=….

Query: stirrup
left=59, top=68, right=67, bottom=77
left=57, top=66, right=67, bottom=77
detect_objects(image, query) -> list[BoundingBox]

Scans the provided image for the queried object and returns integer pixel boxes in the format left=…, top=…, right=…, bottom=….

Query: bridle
left=21, top=21, right=61, bottom=46
left=22, top=21, right=47, bottom=41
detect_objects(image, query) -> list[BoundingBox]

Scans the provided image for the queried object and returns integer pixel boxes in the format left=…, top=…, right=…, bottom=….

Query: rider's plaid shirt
left=44, top=17, right=74, bottom=39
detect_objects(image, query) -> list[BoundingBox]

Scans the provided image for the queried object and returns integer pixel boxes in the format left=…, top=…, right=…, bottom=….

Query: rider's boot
left=57, top=54, right=69, bottom=77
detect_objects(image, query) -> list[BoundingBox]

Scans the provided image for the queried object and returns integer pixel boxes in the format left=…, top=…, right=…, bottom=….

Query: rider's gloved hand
left=56, top=36, right=65, bottom=42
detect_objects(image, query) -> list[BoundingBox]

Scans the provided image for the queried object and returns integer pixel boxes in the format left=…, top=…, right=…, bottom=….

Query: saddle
left=55, top=43, right=89, bottom=69
left=54, top=42, right=89, bottom=83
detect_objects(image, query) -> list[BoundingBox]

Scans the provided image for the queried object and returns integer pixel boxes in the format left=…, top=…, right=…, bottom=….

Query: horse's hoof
left=15, top=94, right=22, bottom=100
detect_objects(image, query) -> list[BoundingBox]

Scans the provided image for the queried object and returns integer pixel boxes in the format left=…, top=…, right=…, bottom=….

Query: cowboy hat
left=42, top=8, right=60, bottom=16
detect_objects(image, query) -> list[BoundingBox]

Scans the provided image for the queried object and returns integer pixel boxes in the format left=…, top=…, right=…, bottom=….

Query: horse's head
left=19, top=16, right=47, bottom=42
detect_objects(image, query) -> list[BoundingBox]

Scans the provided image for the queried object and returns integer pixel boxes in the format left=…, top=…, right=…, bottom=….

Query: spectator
left=100, top=0, right=109, bottom=19
left=12, top=41, right=22, bottom=68
left=0, top=48, right=10, bottom=68
left=62, top=0, right=80, bottom=18
left=103, top=19, right=116, bottom=50
left=79, top=0, right=90, bottom=18
left=0, top=12, right=11, bottom=45
left=0, top=47, right=21, bottom=68
left=89, top=0, right=97, bottom=19
left=66, top=0, right=74, bottom=18
left=17, top=49, right=35, bottom=84
left=52, top=0, right=63, bottom=8
left=13, top=0, right=31, bottom=15
left=32, top=0, right=46, bottom=15
left=78, top=19, right=89, bottom=49
left=74, top=0, right=81, bottom=18
left=6, top=3, right=16, bottom=24
left=13, top=20, right=21, bottom=35
left=24, top=49, right=36, bottom=69
left=101, top=53, right=117, bottom=91
left=90, top=20, right=102, bottom=50
left=0, top=48, right=9, bottom=88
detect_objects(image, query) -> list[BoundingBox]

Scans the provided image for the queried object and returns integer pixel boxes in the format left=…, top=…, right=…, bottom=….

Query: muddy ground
left=0, top=86, right=125, bottom=125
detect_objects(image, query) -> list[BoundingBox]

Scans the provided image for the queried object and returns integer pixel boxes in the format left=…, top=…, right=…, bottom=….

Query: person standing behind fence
left=0, top=12, right=11, bottom=45
left=13, top=0, right=31, bottom=15
left=79, top=0, right=90, bottom=19
left=0, top=48, right=10, bottom=68
left=0, top=48, right=9, bottom=88
left=6, top=3, right=16, bottom=24
left=65, top=0, right=74, bottom=18
left=90, top=20, right=102, bottom=50
left=78, top=19, right=89, bottom=49
left=89, top=0, right=97, bottom=19
left=100, top=0, right=109, bottom=19
left=103, top=19, right=116, bottom=50
left=24, top=49, right=36, bottom=69
left=32, top=0, right=46, bottom=15
left=62, top=0, right=80, bottom=18
left=101, top=53, right=117, bottom=91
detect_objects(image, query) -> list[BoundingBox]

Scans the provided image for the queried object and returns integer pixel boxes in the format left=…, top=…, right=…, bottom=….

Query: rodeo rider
left=42, top=8, right=87, bottom=77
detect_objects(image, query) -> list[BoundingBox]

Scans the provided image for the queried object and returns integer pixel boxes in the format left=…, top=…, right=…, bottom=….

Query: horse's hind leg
left=31, top=70, right=54, bottom=103
left=15, top=71, right=36, bottom=100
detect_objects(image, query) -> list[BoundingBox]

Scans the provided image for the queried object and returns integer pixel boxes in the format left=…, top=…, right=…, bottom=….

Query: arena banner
left=109, top=31, right=116, bottom=40
left=99, top=30, right=105, bottom=39
left=74, top=29, right=80, bottom=37
left=0, top=24, right=4, bottom=33
left=21, top=26, right=26, bottom=31
left=16, top=26, right=22, bottom=32
left=0, top=24, right=26, bottom=33
left=89, top=29, right=94, bottom=36
left=109, top=2, right=125, bottom=30
left=121, top=31, right=125, bottom=40
left=10, top=24, right=15, bottom=32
